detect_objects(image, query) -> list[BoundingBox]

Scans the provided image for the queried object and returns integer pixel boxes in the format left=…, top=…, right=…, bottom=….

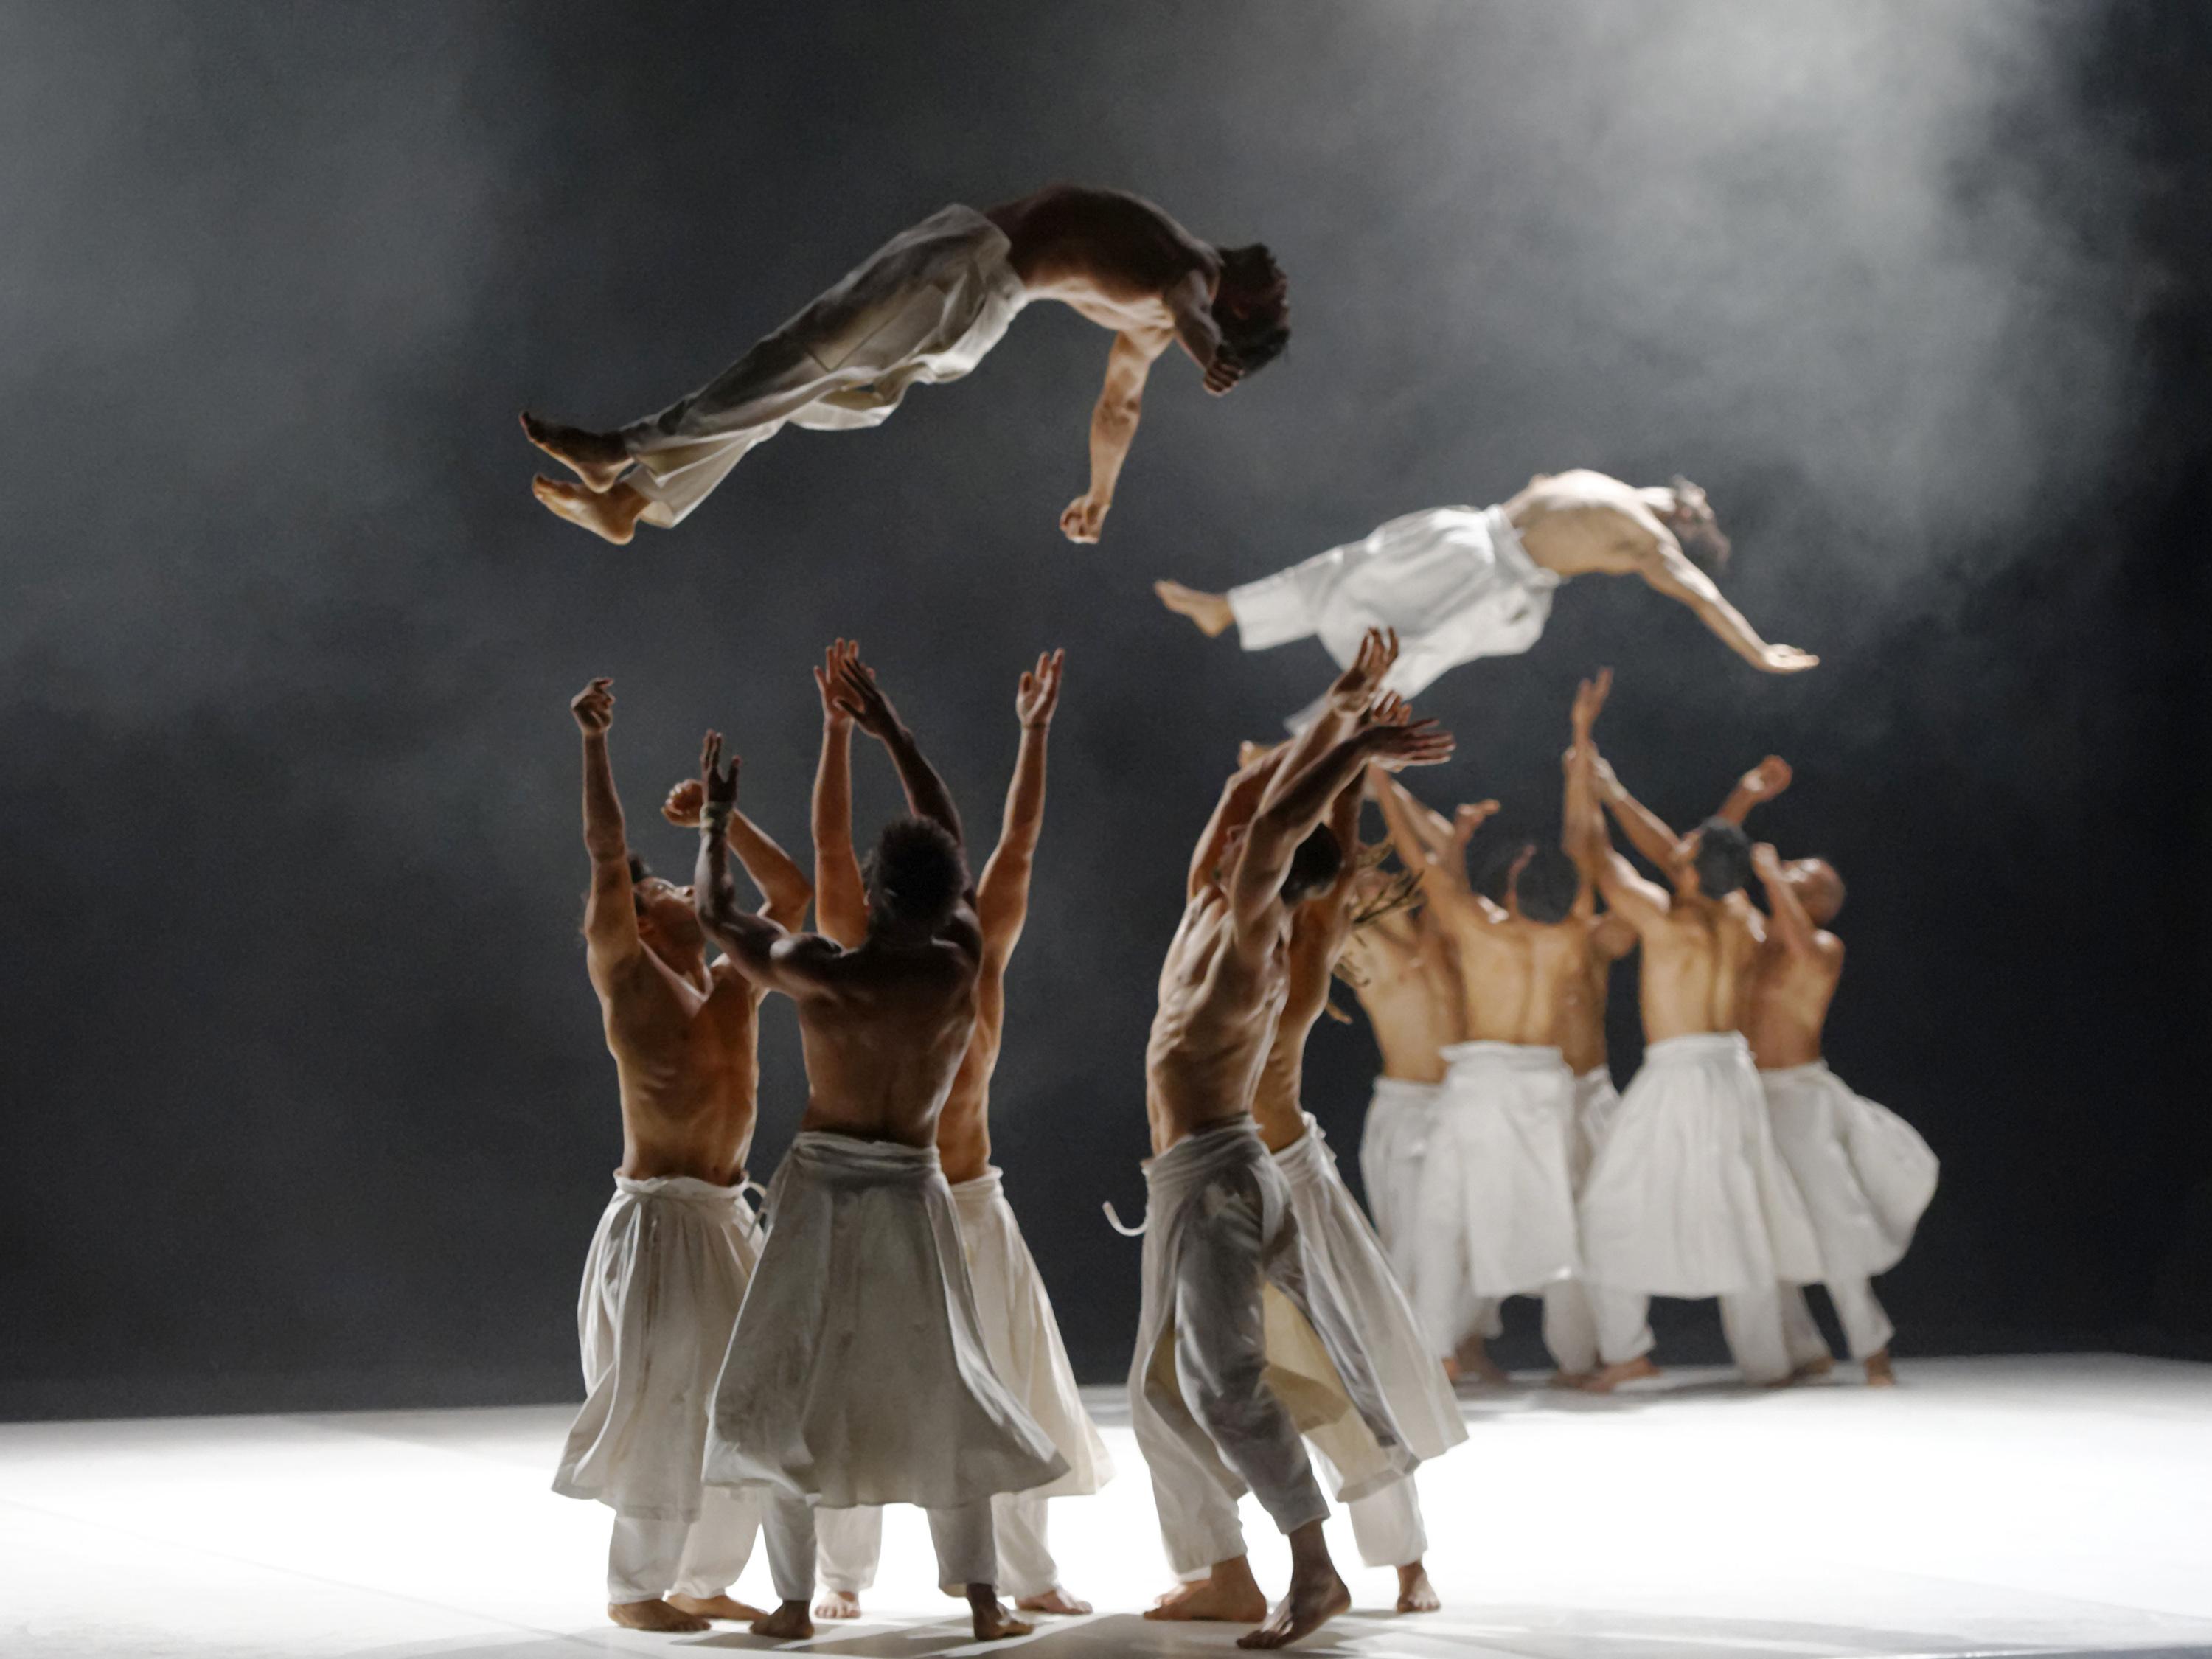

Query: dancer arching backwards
left=523, top=184, right=1289, bottom=546
left=1131, top=628, right=1453, bottom=1651
left=806, top=645, right=1113, bottom=1621
left=551, top=678, right=811, bottom=1632
left=689, top=651, right=1065, bottom=1644
left=1156, top=467, right=1815, bottom=723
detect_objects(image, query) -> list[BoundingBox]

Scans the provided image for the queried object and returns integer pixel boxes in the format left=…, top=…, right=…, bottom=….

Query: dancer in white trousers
left=689, top=655, right=1063, bottom=1644
left=1245, top=759, right=1464, bottom=1613
left=806, top=647, right=1110, bottom=1620
left=523, top=184, right=1289, bottom=546
left=1134, top=633, right=1453, bottom=1649
left=1745, top=841, right=1940, bottom=1383
left=551, top=678, right=812, bottom=1632
left=1565, top=678, right=1823, bottom=1390
left=1157, top=468, right=1815, bottom=726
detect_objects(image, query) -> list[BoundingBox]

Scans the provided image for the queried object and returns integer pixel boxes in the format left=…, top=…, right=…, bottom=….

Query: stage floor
left=3, top=1354, right=2208, bottom=1658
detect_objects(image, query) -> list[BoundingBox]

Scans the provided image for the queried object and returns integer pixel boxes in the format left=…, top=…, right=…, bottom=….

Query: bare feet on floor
left=966, top=1586, right=1033, bottom=1641
left=1239, top=1564, right=1352, bottom=1649
left=750, top=1599, right=814, bottom=1639
left=1581, top=1354, right=1661, bottom=1393
left=1790, top=1354, right=1837, bottom=1383
left=665, top=1592, right=768, bottom=1622
left=1016, top=1586, right=1093, bottom=1615
left=1155, top=580, right=1235, bottom=636
left=1450, top=1339, right=1510, bottom=1385
left=1548, top=1368, right=1596, bottom=1390
left=813, top=1587, right=862, bottom=1619
left=1396, top=1559, right=1441, bottom=1613
left=519, top=411, right=630, bottom=491
left=531, top=476, right=651, bottom=544
left=607, top=1598, right=708, bottom=1632
left=1865, top=1349, right=1897, bottom=1386
left=1146, top=1557, right=1269, bottom=1624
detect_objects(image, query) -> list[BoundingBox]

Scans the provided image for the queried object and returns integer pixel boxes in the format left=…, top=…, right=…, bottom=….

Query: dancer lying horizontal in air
left=524, top=184, right=1289, bottom=546
left=1156, top=468, right=1815, bottom=723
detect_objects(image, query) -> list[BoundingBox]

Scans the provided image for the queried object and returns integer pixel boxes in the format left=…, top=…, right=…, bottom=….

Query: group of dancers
left=529, top=184, right=1933, bottom=1649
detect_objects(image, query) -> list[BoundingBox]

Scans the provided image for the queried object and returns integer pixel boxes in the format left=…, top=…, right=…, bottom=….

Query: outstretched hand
left=813, top=639, right=861, bottom=727
left=1203, top=339, right=1247, bottom=396
left=1017, top=648, right=1066, bottom=729
left=830, top=650, right=901, bottom=740
left=1060, top=494, right=1108, bottom=544
left=1738, top=755, right=1793, bottom=803
left=1759, top=644, right=1820, bottom=674
left=699, top=731, right=738, bottom=820
left=662, top=778, right=706, bottom=829
left=1361, top=709, right=1453, bottom=772
left=1452, top=799, right=1502, bottom=852
left=571, top=678, right=614, bottom=734
left=1571, top=668, right=1612, bottom=742
left=1328, top=629, right=1401, bottom=714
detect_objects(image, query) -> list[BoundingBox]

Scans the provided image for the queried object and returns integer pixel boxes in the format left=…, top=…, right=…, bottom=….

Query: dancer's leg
left=811, top=1505, right=881, bottom=1618
left=667, top=1486, right=768, bottom=1621
left=751, top=1495, right=817, bottom=1638
left=1718, top=1287, right=1792, bottom=1386
left=606, top=1515, right=709, bottom=1631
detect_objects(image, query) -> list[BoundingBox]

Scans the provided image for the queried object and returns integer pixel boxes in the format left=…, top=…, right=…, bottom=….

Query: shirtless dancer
left=551, top=678, right=810, bottom=1632
left=1566, top=675, right=1823, bottom=1390
left=523, top=184, right=1289, bottom=545
left=1245, top=720, right=1464, bottom=1617
left=1130, top=632, right=1453, bottom=1650
left=1371, top=763, right=1598, bottom=1383
left=690, top=653, right=1064, bottom=1643
left=1157, top=468, right=1815, bottom=723
left=1745, top=841, right=1940, bottom=1385
left=807, top=646, right=1112, bottom=1620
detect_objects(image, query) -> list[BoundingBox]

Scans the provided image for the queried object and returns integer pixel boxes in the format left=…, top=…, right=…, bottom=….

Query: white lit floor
left=4, top=1356, right=2210, bottom=1659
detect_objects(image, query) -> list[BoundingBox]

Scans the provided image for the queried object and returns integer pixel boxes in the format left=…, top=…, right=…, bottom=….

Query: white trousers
left=1462, top=1281, right=1601, bottom=1375
left=605, top=1486, right=761, bottom=1603
left=813, top=1486, right=1057, bottom=1600
left=761, top=1493, right=993, bottom=1604
left=1346, top=1478, right=1427, bottom=1570
left=1783, top=1279, right=1893, bottom=1360
left=1590, top=1285, right=1829, bottom=1385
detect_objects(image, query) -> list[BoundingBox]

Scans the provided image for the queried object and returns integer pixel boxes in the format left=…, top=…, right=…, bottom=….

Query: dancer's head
left=865, top=815, right=969, bottom=938
left=1680, top=818, right=1753, bottom=899
left=1512, top=843, right=1581, bottom=925
left=1212, top=244, right=1290, bottom=379
left=1664, top=475, right=1732, bottom=572
left=1782, top=856, right=1846, bottom=923
left=1281, top=824, right=1344, bottom=904
left=626, top=854, right=706, bottom=961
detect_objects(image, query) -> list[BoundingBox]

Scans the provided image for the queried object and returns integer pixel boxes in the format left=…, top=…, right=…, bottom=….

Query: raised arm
left=1635, top=527, right=1818, bottom=675
left=810, top=639, right=868, bottom=947
left=1060, top=330, right=1168, bottom=545
left=1752, top=841, right=1826, bottom=958
left=1717, top=755, right=1792, bottom=826
left=693, top=732, right=845, bottom=998
left=1370, top=766, right=1498, bottom=919
left=977, top=649, right=1063, bottom=961
left=1560, top=668, right=1613, bottom=919
left=573, top=679, right=640, bottom=978
left=830, top=650, right=964, bottom=857
left=1593, top=752, right=1686, bottom=872
left=1258, top=627, right=1399, bottom=816
left=1189, top=744, right=1288, bottom=900
left=659, top=780, right=813, bottom=932
left=1570, top=737, right=1669, bottom=928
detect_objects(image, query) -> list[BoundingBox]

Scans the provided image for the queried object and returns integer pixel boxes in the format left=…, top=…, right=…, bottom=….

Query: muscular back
left=1340, top=910, right=1459, bottom=1085
left=988, top=185, right=1217, bottom=333
left=1745, top=927, right=1844, bottom=1070
left=933, top=958, right=1006, bottom=1185
left=790, top=938, right=981, bottom=1149
left=595, top=953, right=763, bottom=1185
left=1146, top=888, right=1290, bottom=1155
left=1632, top=894, right=1763, bottom=1042
left=1436, top=908, right=1589, bottom=1048
left=1503, top=470, right=1666, bottom=579
left=1556, top=914, right=1634, bottom=1074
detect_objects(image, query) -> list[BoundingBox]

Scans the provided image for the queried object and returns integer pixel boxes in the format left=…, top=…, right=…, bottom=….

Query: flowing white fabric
left=1571, top=1065, right=1621, bottom=1193
left=618, top=204, right=1029, bottom=525
left=703, top=1133, right=1065, bottom=1510
left=1228, top=505, right=1558, bottom=721
left=554, top=1175, right=763, bottom=1523
left=1356, top=1076, right=1438, bottom=1259
left=1580, top=1032, right=1823, bottom=1295
left=1763, top=1061, right=1938, bottom=1280
left=1273, top=1115, right=1467, bottom=1464
left=1127, top=1119, right=1417, bottom=1577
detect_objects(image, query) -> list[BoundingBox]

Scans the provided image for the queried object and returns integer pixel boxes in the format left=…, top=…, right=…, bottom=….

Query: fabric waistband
left=1644, top=1031, right=1753, bottom=1064
left=1370, top=1077, right=1443, bottom=1105
left=781, top=1130, right=945, bottom=1184
left=1576, top=1065, right=1615, bottom=1088
left=947, top=1164, right=1005, bottom=1203
left=611, top=1172, right=748, bottom=1206
left=1757, top=1058, right=1832, bottom=1084
left=1144, top=1117, right=1267, bottom=1193
left=1484, top=504, right=1557, bottom=591
left=1443, top=1040, right=1568, bottom=1071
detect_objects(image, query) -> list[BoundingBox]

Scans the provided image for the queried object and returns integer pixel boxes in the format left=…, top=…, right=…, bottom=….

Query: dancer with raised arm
left=1131, top=629, right=1453, bottom=1650
left=524, top=184, right=1288, bottom=545
left=1566, top=675, right=1823, bottom=1390
left=1747, top=841, right=1939, bottom=1385
left=552, top=678, right=810, bottom=1632
left=690, top=651, right=1065, bottom=1644
left=807, top=647, right=1113, bottom=1621
left=1157, top=468, right=1815, bottom=723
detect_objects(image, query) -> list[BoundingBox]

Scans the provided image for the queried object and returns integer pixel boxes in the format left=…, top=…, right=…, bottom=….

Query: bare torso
left=1744, top=927, right=1844, bottom=1070
left=1145, top=887, right=1291, bottom=1155
left=987, top=184, right=1218, bottom=342
left=1556, top=914, right=1635, bottom=1074
left=1435, top=908, right=1589, bottom=1047
left=1250, top=900, right=1347, bottom=1152
left=1632, top=894, right=1764, bottom=1042
left=934, top=975, right=1003, bottom=1185
left=1503, top=470, right=1669, bottom=579
left=793, top=939, right=980, bottom=1148
left=1338, top=909, right=1460, bottom=1085
left=597, top=953, right=763, bottom=1184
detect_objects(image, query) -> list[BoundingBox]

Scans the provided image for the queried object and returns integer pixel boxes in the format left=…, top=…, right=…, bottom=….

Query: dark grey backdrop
left=4, top=1, right=2206, bottom=1416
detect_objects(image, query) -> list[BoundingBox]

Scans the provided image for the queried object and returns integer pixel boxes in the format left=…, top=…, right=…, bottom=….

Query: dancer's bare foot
left=1451, top=1338, right=1509, bottom=1385
left=1146, top=1556, right=1269, bottom=1623
left=1016, top=1586, right=1093, bottom=1615
left=967, top=1586, right=1033, bottom=1641
left=1239, top=1523, right=1351, bottom=1649
left=1582, top=1354, right=1660, bottom=1394
left=1790, top=1354, right=1836, bottom=1383
left=1155, top=580, right=1235, bottom=636
left=749, top=1599, right=814, bottom=1639
left=812, top=1587, right=862, bottom=1619
left=666, top=1592, right=769, bottom=1622
left=1548, top=1368, right=1597, bottom=1390
left=1395, top=1560, right=1441, bottom=1613
left=1864, top=1349, right=1897, bottom=1386
left=607, top=1598, right=709, bottom=1632
left=532, top=476, right=651, bottom=545
left=519, top=411, right=630, bottom=491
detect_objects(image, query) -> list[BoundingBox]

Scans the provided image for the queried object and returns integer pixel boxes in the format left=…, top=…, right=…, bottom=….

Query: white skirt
left=1571, top=1065, right=1621, bottom=1194
left=950, top=1168, right=1113, bottom=1498
left=1356, top=1076, right=1439, bottom=1257
left=1580, top=1032, right=1823, bottom=1295
left=554, top=1175, right=762, bottom=1521
left=1762, top=1061, right=1938, bottom=1280
left=703, top=1133, right=1065, bottom=1510
left=1411, top=1041, right=1582, bottom=1304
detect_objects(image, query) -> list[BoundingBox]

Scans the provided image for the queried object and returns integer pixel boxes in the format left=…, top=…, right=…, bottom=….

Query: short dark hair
left=865, top=815, right=967, bottom=933
left=628, top=852, right=654, bottom=914
left=1690, top=818, right=1753, bottom=898
left=1213, top=243, right=1290, bottom=378
left=1281, top=824, right=1343, bottom=904
left=1514, top=844, right=1580, bottom=925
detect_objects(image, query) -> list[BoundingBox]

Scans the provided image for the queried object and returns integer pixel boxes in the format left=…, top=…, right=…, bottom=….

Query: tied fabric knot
left=1102, top=1199, right=1147, bottom=1237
